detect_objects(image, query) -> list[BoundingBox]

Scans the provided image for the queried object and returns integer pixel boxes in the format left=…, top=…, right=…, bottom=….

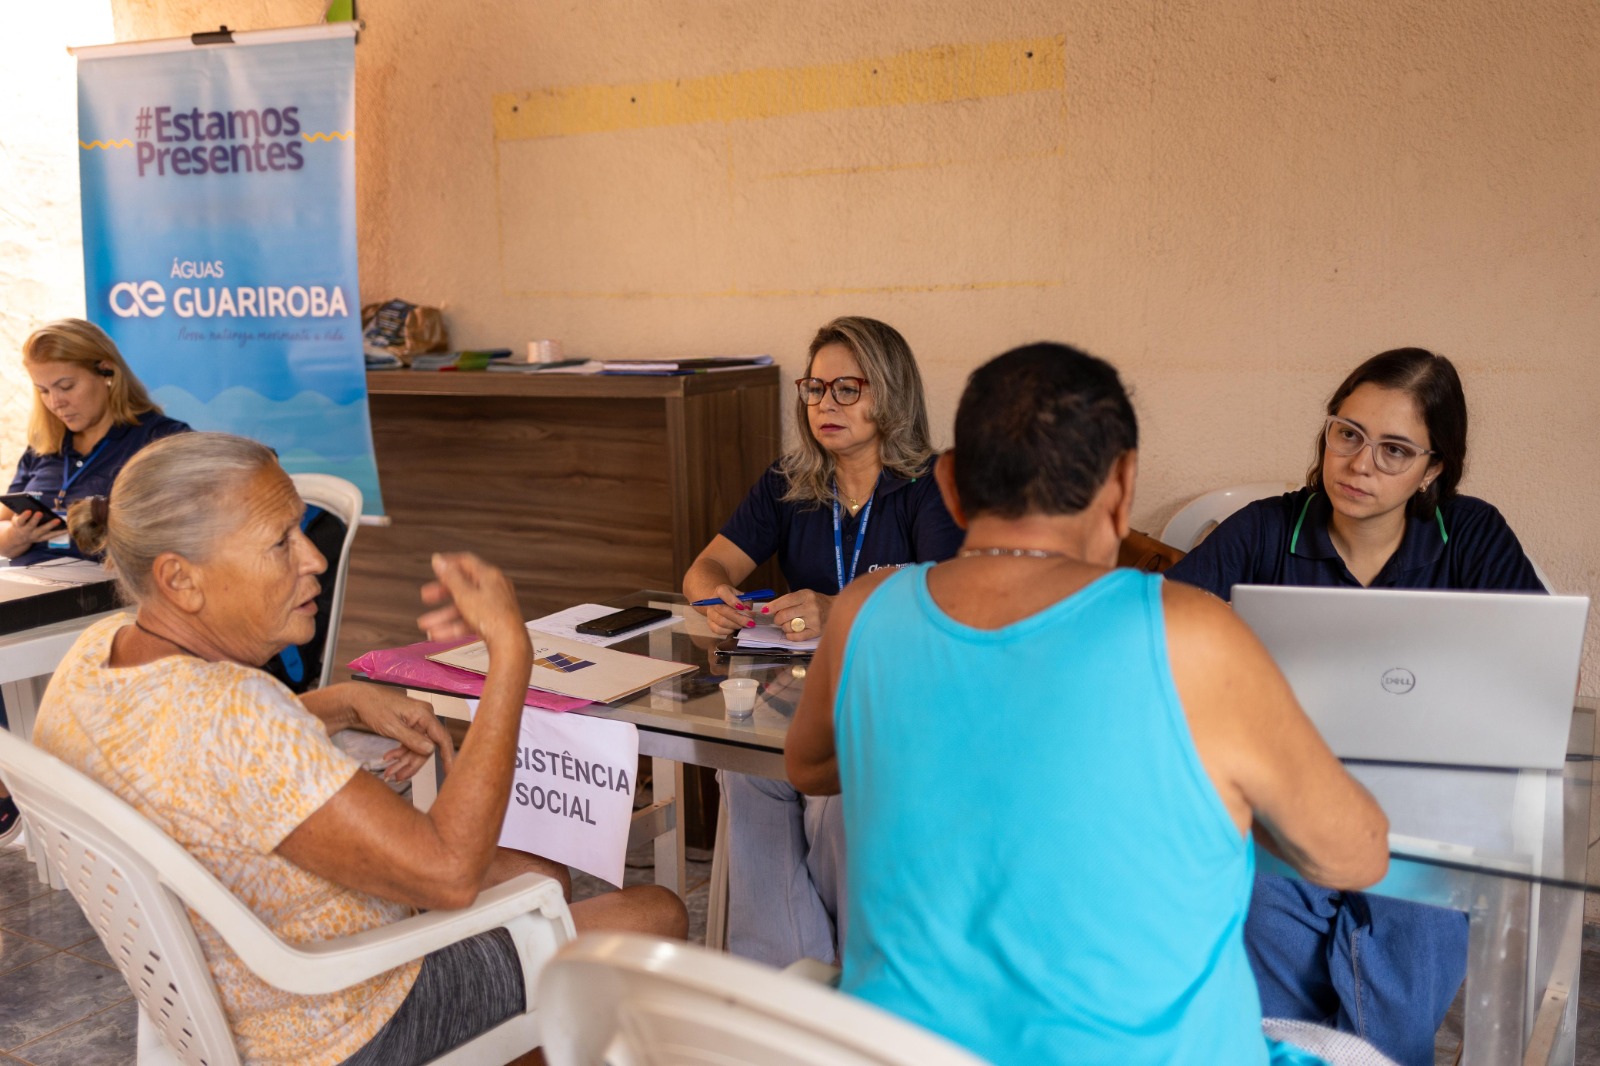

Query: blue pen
left=690, top=588, right=774, bottom=607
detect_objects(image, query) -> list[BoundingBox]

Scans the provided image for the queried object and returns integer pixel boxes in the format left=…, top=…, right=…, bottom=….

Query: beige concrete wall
left=107, top=1, right=1600, bottom=692
left=0, top=5, right=115, bottom=478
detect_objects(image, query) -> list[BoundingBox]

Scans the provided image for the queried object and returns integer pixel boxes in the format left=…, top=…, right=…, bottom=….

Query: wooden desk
left=338, top=368, right=782, bottom=672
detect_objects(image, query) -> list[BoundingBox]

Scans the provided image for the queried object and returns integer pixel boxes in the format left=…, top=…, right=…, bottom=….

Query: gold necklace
left=837, top=470, right=878, bottom=516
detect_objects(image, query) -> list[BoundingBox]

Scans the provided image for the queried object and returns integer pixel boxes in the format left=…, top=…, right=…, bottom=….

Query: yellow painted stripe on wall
left=494, top=36, right=1064, bottom=142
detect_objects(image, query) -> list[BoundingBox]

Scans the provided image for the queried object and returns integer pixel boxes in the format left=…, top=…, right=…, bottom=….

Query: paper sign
left=470, top=700, right=639, bottom=886
left=75, top=28, right=384, bottom=510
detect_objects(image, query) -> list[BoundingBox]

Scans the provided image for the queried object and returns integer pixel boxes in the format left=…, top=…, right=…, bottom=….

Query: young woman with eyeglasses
left=682, top=316, right=962, bottom=968
left=1167, top=348, right=1544, bottom=1066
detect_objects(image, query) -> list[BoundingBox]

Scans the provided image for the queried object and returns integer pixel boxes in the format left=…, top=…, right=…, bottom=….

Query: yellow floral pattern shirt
left=34, top=613, right=420, bottom=1066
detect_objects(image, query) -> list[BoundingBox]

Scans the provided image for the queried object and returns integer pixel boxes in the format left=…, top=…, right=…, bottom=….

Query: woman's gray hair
left=779, top=317, right=935, bottom=507
left=67, top=432, right=280, bottom=602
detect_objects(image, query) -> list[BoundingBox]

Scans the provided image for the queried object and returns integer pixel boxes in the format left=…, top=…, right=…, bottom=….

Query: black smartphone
left=659, top=668, right=726, bottom=701
left=1, top=493, right=62, bottom=525
left=574, top=605, right=673, bottom=638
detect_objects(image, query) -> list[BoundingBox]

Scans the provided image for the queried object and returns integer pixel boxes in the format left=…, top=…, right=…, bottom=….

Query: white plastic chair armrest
left=221, top=873, right=574, bottom=996
left=781, top=958, right=841, bottom=986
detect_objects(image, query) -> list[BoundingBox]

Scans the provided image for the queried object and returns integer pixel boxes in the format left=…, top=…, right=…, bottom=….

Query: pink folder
left=347, top=639, right=592, bottom=713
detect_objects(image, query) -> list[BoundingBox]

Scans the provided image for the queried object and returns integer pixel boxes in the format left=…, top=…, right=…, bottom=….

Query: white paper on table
left=735, top=623, right=820, bottom=652
left=526, top=603, right=681, bottom=647
left=469, top=699, right=639, bottom=886
left=429, top=631, right=693, bottom=703
left=0, top=559, right=112, bottom=587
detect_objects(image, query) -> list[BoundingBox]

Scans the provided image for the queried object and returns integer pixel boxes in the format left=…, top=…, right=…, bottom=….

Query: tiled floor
left=0, top=842, right=139, bottom=1066
left=0, top=835, right=1595, bottom=1064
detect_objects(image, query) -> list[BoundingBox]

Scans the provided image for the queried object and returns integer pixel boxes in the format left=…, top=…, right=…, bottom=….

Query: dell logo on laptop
left=1381, top=668, right=1416, bottom=695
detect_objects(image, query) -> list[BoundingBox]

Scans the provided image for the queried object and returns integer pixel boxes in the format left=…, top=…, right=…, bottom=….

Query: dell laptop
left=1231, top=585, right=1589, bottom=770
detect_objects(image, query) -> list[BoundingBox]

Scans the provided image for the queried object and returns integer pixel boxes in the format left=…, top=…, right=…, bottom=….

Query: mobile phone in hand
left=1, top=493, right=62, bottom=526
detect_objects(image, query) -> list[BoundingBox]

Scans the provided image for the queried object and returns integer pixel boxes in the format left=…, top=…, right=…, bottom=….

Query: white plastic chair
left=1160, top=482, right=1297, bottom=552
left=538, top=932, right=988, bottom=1066
left=288, top=472, right=362, bottom=690
left=289, top=467, right=364, bottom=685
left=1262, top=1019, right=1399, bottom=1065
left=0, top=726, right=576, bottom=1066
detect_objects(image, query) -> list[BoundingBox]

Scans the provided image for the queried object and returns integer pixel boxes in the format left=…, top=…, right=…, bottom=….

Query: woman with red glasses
left=683, top=316, right=961, bottom=968
left=1167, top=348, right=1545, bottom=1066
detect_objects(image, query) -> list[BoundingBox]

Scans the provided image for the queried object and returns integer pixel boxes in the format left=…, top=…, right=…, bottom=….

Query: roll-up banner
left=73, top=24, right=383, bottom=513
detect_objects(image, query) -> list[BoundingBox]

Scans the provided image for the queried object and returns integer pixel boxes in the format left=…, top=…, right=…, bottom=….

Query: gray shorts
left=338, top=927, right=526, bottom=1066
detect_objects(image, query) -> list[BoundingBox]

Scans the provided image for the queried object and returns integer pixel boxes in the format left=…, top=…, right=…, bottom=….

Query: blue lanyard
left=56, top=437, right=109, bottom=510
left=832, top=476, right=878, bottom=592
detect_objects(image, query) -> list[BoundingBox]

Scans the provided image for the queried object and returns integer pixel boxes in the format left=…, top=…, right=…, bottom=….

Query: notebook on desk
left=1232, top=585, right=1589, bottom=771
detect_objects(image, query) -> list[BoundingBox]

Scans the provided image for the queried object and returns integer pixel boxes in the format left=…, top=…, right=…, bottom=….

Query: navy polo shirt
left=1166, top=487, right=1545, bottom=600
left=8, top=414, right=191, bottom=566
left=720, top=461, right=964, bottom=594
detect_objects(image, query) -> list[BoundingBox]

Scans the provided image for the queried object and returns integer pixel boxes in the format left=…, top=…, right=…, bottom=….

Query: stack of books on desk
left=407, top=349, right=513, bottom=371
left=487, top=359, right=604, bottom=375
left=600, top=355, right=773, bottom=375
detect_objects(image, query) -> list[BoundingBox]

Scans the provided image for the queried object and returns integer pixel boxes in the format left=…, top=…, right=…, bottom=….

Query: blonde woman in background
left=683, top=316, right=963, bottom=967
left=2, top=318, right=189, bottom=565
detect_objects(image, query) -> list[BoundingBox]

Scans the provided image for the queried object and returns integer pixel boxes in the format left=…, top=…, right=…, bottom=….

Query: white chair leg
left=2, top=677, right=60, bottom=889
left=136, top=1007, right=185, bottom=1066
left=706, top=794, right=730, bottom=950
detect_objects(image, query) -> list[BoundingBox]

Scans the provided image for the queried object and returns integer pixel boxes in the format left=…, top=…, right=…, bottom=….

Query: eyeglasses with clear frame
left=794, top=376, right=869, bottom=406
left=1323, top=416, right=1436, bottom=475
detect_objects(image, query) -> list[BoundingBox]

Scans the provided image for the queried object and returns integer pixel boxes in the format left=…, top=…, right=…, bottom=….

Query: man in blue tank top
left=786, top=344, right=1394, bottom=1065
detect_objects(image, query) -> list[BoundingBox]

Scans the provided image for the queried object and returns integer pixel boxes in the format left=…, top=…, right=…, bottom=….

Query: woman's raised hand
left=417, top=552, right=526, bottom=651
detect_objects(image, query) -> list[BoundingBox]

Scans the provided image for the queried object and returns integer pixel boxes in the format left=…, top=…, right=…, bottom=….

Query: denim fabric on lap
left=835, top=566, right=1315, bottom=1065
left=1246, top=875, right=1466, bottom=1066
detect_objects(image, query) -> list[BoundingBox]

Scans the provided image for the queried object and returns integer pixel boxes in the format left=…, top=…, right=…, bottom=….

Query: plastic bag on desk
left=361, top=299, right=449, bottom=367
left=347, top=639, right=590, bottom=712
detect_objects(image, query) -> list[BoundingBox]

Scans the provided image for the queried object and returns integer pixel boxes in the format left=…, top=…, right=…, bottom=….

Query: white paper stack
left=734, top=623, right=819, bottom=653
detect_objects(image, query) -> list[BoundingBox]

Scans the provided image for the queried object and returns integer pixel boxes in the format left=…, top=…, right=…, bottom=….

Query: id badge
left=47, top=511, right=70, bottom=550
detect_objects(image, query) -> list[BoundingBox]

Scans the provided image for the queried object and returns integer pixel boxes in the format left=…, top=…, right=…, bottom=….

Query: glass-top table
left=377, top=591, right=1597, bottom=1064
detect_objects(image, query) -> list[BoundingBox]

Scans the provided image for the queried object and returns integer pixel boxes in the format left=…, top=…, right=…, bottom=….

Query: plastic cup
left=527, top=338, right=564, bottom=363
left=720, top=678, right=758, bottom=719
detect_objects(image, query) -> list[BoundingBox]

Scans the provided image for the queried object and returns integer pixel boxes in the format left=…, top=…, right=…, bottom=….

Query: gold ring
left=790, top=617, right=806, bottom=633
